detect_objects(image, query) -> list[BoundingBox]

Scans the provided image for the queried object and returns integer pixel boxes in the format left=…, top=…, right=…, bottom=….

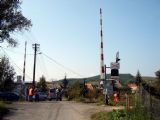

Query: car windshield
left=38, top=92, right=46, bottom=95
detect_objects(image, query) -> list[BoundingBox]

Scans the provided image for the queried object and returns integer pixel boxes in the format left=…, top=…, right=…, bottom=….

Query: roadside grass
left=91, top=100, right=151, bottom=120
left=0, top=101, right=9, bottom=118
left=91, top=111, right=111, bottom=120
left=91, top=108, right=150, bottom=120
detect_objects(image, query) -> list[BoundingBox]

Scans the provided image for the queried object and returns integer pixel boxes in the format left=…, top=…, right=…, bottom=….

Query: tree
left=155, top=69, right=160, bottom=91
left=155, top=69, right=160, bottom=80
left=0, top=0, right=32, bottom=47
left=62, top=75, right=68, bottom=89
left=37, top=75, right=47, bottom=92
left=67, top=81, right=83, bottom=100
left=0, top=56, right=16, bottom=91
left=136, top=70, right=142, bottom=86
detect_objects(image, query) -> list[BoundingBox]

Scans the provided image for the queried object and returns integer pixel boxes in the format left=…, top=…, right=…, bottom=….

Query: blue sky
left=1, top=0, right=160, bottom=82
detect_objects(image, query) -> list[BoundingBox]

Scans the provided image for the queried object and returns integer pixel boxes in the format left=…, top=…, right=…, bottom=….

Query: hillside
left=58, top=74, right=136, bottom=86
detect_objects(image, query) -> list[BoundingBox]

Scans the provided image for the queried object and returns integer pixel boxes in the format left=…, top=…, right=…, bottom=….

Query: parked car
left=0, top=92, right=19, bottom=101
left=48, top=89, right=57, bottom=100
left=37, top=92, right=47, bottom=101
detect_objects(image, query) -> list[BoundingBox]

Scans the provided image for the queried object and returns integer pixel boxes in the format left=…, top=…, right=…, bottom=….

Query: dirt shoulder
left=3, top=101, right=124, bottom=120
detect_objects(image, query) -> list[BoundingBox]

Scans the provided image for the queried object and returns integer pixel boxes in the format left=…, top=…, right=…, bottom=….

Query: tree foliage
left=155, top=69, right=160, bottom=80
left=135, top=70, right=142, bottom=86
left=37, top=75, right=47, bottom=92
left=62, top=75, right=68, bottom=89
left=0, top=56, right=16, bottom=91
left=67, top=81, right=84, bottom=100
left=0, top=0, right=32, bottom=47
left=155, top=69, right=160, bottom=93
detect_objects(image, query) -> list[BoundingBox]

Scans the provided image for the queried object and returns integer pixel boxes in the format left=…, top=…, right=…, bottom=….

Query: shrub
left=91, top=111, right=110, bottom=120
left=0, top=101, right=9, bottom=119
left=67, top=81, right=83, bottom=100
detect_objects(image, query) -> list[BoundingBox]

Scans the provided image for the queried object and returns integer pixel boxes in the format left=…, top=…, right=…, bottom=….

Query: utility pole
left=21, top=41, right=27, bottom=99
left=32, top=43, right=40, bottom=88
left=23, top=41, right=27, bottom=83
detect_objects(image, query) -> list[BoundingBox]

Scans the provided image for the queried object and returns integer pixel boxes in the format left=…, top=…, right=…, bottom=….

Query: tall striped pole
left=100, top=8, right=105, bottom=87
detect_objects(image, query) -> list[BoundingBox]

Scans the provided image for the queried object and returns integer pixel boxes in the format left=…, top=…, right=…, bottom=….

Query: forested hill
left=58, top=74, right=136, bottom=86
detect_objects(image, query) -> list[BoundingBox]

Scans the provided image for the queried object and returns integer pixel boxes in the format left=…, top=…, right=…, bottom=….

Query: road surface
left=3, top=101, right=123, bottom=120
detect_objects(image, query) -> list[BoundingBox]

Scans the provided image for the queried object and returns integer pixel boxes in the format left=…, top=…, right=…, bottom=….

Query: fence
left=141, top=86, right=160, bottom=120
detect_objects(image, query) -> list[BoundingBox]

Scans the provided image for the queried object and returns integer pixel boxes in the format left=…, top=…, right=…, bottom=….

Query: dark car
left=48, top=89, right=57, bottom=100
left=0, top=92, right=19, bottom=101
left=37, top=92, right=47, bottom=101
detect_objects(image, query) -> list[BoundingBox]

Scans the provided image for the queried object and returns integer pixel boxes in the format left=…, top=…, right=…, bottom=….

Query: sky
left=1, top=0, right=160, bottom=82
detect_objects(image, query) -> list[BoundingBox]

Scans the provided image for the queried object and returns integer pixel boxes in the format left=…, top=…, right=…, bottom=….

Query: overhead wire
left=24, top=32, right=37, bottom=44
left=39, top=53, right=67, bottom=79
left=2, top=46, right=33, bottom=55
left=36, top=54, right=48, bottom=79
left=41, top=52, right=84, bottom=78
left=0, top=47, right=33, bottom=81
left=5, top=31, right=84, bottom=79
left=39, top=54, right=49, bottom=78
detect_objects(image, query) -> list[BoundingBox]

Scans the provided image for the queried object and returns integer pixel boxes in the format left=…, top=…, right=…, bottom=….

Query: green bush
left=0, top=101, right=9, bottom=118
left=91, top=111, right=110, bottom=120
left=67, top=81, right=83, bottom=100
left=91, top=98, right=151, bottom=120
left=109, top=103, right=150, bottom=120
left=110, top=110, right=126, bottom=120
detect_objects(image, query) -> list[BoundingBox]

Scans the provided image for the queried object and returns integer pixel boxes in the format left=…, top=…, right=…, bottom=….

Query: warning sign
left=110, top=62, right=120, bottom=69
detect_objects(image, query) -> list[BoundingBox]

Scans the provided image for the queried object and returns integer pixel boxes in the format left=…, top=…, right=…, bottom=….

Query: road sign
left=103, top=89, right=107, bottom=94
left=110, top=62, right=120, bottom=69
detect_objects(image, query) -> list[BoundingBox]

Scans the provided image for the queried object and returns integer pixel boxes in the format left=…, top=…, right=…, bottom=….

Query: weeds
left=0, top=101, right=9, bottom=119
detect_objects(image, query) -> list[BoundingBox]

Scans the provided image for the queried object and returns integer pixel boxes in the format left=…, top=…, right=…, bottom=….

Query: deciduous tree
left=155, top=69, right=160, bottom=80
left=0, top=0, right=32, bottom=47
left=37, top=75, right=47, bottom=92
left=0, top=56, right=15, bottom=91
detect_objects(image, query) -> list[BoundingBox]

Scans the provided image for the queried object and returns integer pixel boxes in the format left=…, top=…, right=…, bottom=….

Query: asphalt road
left=3, top=101, right=123, bottom=120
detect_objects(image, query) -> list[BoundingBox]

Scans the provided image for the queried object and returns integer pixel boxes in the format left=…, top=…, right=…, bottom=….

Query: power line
left=2, top=46, right=33, bottom=55
left=41, top=52, right=83, bottom=78
left=38, top=54, right=49, bottom=78
left=0, top=47, right=33, bottom=81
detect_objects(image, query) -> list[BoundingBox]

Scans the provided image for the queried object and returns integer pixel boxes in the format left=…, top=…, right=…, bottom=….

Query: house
left=127, top=83, right=138, bottom=93
left=85, top=83, right=94, bottom=90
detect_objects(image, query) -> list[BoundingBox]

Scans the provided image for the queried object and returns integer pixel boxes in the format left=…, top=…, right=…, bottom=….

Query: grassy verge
left=0, top=101, right=9, bottom=119
left=91, top=104, right=151, bottom=120
left=91, top=111, right=111, bottom=120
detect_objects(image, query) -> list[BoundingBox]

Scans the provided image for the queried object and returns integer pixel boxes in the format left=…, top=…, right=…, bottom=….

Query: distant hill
left=58, top=74, right=136, bottom=86
left=142, top=76, right=156, bottom=81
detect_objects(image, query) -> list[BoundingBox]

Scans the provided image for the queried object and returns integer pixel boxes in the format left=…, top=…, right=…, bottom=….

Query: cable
left=41, top=52, right=83, bottom=78
left=39, top=54, right=49, bottom=78
left=2, top=46, right=33, bottom=55
left=37, top=54, right=49, bottom=79
left=27, top=31, right=39, bottom=44
left=0, top=47, right=33, bottom=81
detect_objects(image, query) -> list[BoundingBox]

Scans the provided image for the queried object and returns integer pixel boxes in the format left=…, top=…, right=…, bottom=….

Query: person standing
left=34, top=88, right=39, bottom=102
left=28, top=86, right=33, bottom=102
left=114, top=91, right=118, bottom=102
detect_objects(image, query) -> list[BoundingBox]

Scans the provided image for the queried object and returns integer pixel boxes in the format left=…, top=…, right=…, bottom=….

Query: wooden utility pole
left=32, top=43, right=40, bottom=88
left=23, top=41, right=27, bottom=83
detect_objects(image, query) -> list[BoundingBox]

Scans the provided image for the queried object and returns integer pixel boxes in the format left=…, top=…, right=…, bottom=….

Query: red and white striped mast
left=100, top=8, right=105, bottom=88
